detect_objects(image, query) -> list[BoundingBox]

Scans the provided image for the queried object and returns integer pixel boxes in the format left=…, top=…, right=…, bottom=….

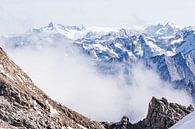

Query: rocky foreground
left=102, top=97, right=194, bottom=129
left=0, top=47, right=193, bottom=129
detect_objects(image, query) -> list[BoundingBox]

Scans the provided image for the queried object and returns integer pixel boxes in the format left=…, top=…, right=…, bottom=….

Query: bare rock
left=144, top=97, right=194, bottom=129
left=102, top=97, right=194, bottom=129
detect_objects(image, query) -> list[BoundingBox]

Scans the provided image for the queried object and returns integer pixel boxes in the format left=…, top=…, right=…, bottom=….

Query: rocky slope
left=102, top=97, right=194, bottom=129
left=0, top=47, right=103, bottom=129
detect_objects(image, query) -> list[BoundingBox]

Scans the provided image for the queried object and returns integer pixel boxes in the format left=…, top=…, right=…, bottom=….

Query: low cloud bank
left=4, top=39, right=192, bottom=122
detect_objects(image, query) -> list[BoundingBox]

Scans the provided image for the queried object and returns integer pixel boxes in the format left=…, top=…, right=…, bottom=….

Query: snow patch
left=45, top=100, right=59, bottom=115
left=77, top=124, right=88, bottom=129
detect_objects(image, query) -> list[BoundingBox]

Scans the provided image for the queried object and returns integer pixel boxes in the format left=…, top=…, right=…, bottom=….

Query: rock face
left=101, top=116, right=134, bottom=129
left=102, top=97, right=194, bottom=129
left=144, top=97, right=194, bottom=129
left=0, top=47, right=104, bottom=129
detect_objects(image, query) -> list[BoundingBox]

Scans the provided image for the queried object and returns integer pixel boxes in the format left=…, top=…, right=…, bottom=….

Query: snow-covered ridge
left=74, top=23, right=195, bottom=60
left=32, top=22, right=86, bottom=40
left=1, top=22, right=195, bottom=61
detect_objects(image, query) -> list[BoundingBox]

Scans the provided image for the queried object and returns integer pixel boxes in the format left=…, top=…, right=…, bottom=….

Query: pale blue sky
left=0, top=0, right=195, bottom=34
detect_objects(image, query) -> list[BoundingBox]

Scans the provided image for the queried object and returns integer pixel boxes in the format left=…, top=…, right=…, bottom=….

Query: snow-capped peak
left=2, top=22, right=195, bottom=62
left=42, top=22, right=86, bottom=31
left=47, top=22, right=55, bottom=29
left=144, top=23, right=181, bottom=37
left=32, top=22, right=86, bottom=40
left=165, top=22, right=182, bottom=29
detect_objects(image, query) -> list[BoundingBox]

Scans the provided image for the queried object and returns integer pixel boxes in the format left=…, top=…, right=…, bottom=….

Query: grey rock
left=102, top=97, right=194, bottom=129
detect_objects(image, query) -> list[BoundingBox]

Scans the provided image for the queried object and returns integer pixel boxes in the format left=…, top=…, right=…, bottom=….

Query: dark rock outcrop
left=101, top=116, right=134, bottom=129
left=102, top=97, right=194, bottom=129
left=144, top=97, right=193, bottom=129
left=0, top=47, right=104, bottom=129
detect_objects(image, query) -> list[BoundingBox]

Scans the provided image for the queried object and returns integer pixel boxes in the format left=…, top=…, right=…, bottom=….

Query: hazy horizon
left=0, top=0, right=195, bottom=34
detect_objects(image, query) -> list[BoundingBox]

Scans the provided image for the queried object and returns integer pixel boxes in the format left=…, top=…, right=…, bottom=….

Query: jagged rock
left=101, top=116, right=134, bottom=129
left=0, top=47, right=104, bottom=129
left=144, top=97, right=194, bottom=129
left=102, top=97, right=194, bottom=129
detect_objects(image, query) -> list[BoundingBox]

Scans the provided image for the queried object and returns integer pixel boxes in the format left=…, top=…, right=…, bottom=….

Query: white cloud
left=4, top=38, right=192, bottom=122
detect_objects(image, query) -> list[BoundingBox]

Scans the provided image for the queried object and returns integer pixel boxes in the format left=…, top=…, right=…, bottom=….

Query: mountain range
left=1, top=22, right=195, bottom=128
left=1, top=22, right=195, bottom=93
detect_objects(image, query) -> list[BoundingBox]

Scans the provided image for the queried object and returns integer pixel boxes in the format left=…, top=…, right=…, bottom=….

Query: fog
left=3, top=37, right=192, bottom=123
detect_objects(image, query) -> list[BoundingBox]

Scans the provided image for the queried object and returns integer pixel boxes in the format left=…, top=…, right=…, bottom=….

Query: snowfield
left=170, top=111, right=195, bottom=129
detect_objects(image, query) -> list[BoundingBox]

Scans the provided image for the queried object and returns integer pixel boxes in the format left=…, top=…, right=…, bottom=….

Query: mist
left=2, top=37, right=192, bottom=123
